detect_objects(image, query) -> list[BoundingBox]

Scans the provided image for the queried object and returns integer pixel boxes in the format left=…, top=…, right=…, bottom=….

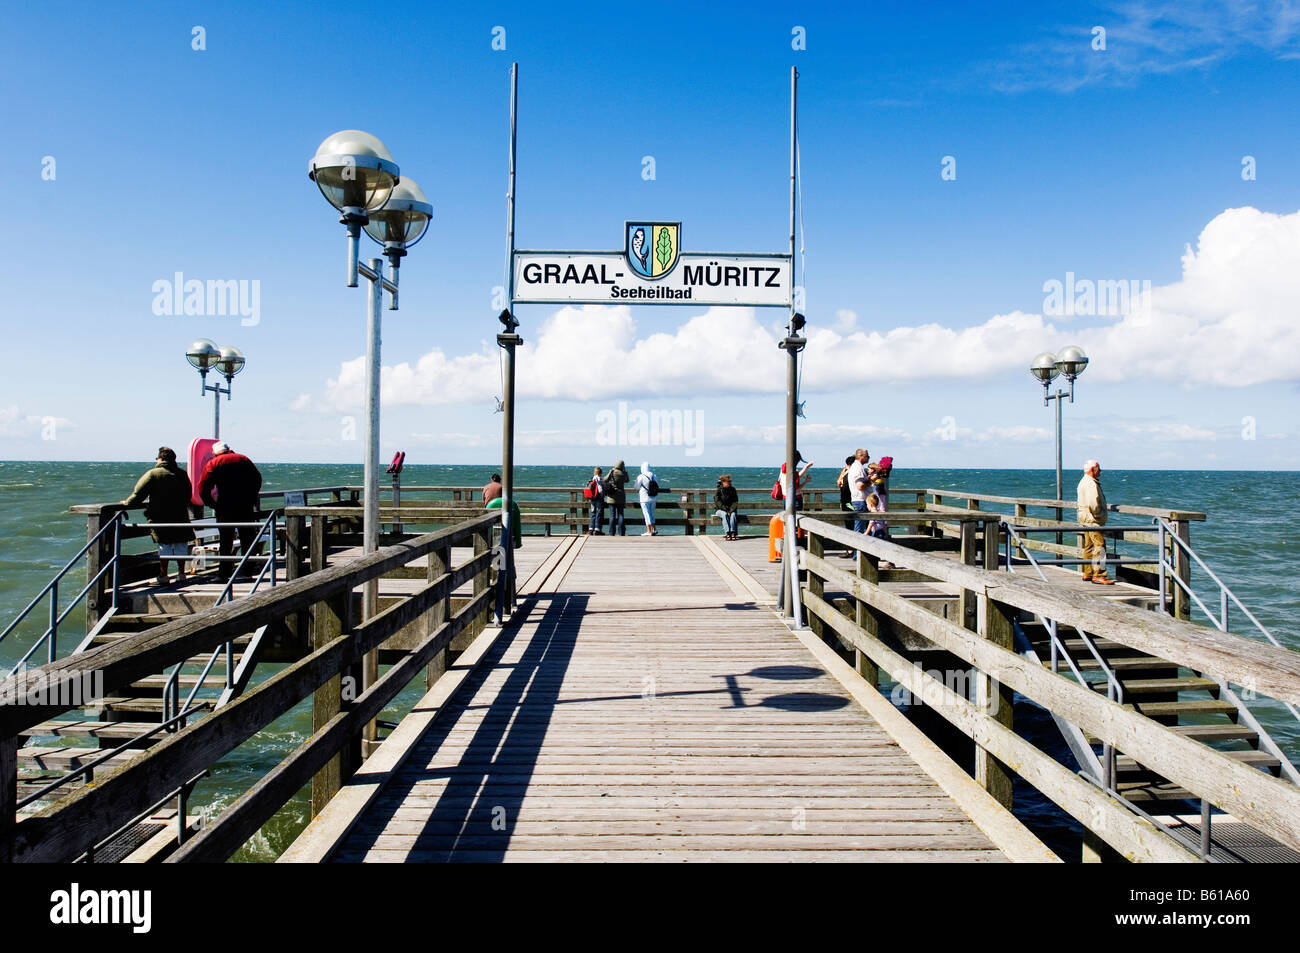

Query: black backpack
left=647, top=478, right=659, bottom=497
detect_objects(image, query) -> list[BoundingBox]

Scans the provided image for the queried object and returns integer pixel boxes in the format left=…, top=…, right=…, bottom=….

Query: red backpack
left=583, top=478, right=599, bottom=500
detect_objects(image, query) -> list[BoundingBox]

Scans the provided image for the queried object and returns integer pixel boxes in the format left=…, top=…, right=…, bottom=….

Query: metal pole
left=213, top=384, right=221, bottom=440
left=501, top=336, right=517, bottom=613
left=361, top=257, right=382, bottom=747
left=505, top=63, right=518, bottom=305
left=498, top=61, right=520, bottom=619
left=1055, top=388, right=1063, bottom=503
left=782, top=65, right=801, bottom=625
left=784, top=340, right=798, bottom=621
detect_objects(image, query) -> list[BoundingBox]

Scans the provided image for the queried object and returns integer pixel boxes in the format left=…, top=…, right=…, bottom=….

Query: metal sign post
left=497, top=62, right=520, bottom=622
left=499, top=66, right=805, bottom=625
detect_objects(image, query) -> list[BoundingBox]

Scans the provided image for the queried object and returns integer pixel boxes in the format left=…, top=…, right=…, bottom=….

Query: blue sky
left=2, top=0, right=1299, bottom=471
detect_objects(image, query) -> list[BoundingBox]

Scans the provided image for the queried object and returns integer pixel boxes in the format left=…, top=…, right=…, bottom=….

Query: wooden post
left=983, top=517, right=1000, bottom=572
left=284, top=513, right=306, bottom=655
left=976, top=597, right=1016, bottom=809
left=84, top=507, right=110, bottom=629
left=472, top=527, right=491, bottom=638
left=807, top=533, right=824, bottom=640
left=1172, top=519, right=1191, bottom=621
left=569, top=490, right=579, bottom=535
left=426, top=545, right=449, bottom=690
left=310, top=589, right=350, bottom=816
left=855, top=549, right=880, bottom=687
left=310, top=514, right=328, bottom=574
left=684, top=491, right=694, bottom=536
left=0, top=735, right=15, bottom=863
left=959, top=519, right=979, bottom=631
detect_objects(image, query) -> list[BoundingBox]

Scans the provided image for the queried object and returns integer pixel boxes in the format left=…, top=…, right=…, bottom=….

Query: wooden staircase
left=15, top=568, right=267, bottom=827
left=1018, top=619, right=1286, bottom=811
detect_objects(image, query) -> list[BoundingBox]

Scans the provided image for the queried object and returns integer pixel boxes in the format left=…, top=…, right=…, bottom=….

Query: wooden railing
left=0, top=514, right=497, bottom=863
left=913, top=488, right=1206, bottom=618
left=797, top=515, right=1300, bottom=862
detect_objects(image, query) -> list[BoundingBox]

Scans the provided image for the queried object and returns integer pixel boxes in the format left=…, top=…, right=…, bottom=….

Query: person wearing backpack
left=604, top=460, right=630, bottom=536
left=635, top=461, right=660, bottom=536
left=585, top=466, right=605, bottom=535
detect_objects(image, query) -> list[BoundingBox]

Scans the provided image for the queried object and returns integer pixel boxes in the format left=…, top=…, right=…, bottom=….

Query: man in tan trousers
left=1077, top=460, right=1114, bottom=584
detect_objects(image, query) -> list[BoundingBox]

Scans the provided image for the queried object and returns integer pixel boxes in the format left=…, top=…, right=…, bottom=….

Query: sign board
left=512, top=222, right=792, bottom=307
left=283, top=491, right=306, bottom=508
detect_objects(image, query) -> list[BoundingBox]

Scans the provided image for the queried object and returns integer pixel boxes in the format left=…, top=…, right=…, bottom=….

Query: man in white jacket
left=1077, top=460, right=1114, bottom=585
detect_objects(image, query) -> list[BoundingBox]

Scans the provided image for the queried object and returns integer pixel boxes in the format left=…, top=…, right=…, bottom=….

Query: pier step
left=1086, top=724, right=1259, bottom=745
left=1044, top=657, right=1181, bottom=674
left=19, top=720, right=163, bottom=745
left=1092, top=676, right=1219, bottom=696
left=1121, top=699, right=1239, bottom=719
left=17, top=745, right=143, bottom=772
left=102, top=612, right=197, bottom=630
left=1115, top=750, right=1281, bottom=778
left=127, top=671, right=237, bottom=693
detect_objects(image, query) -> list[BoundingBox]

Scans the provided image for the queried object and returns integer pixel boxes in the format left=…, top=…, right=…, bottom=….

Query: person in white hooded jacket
left=635, top=462, right=659, bottom=536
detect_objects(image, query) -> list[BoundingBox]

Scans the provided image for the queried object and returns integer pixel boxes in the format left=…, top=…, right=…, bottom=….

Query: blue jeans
left=851, top=500, right=868, bottom=534
left=718, top=510, right=738, bottom=535
left=640, top=499, right=656, bottom=527
left=608, top=504, right=625, bottom=536
left=588, top=498, right=603, bottom=532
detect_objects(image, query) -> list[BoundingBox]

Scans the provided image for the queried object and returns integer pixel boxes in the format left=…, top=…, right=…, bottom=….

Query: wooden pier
left=3, top=485, right=1299, bottom=864
left=284, top=535, right=1048, bottom=862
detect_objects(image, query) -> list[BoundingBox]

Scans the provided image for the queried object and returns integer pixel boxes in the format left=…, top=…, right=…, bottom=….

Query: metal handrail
left=1155, top=517, right=1300, bottom=727
left=166, top=511, right=280, bottom=719
left=17, top=702, right=210, bottom=809
left=1002, top=523, right=1049, bottom=582
left=1157, top=518, right=1281, bottom=648
left=0, top=512, right=124, bottom=663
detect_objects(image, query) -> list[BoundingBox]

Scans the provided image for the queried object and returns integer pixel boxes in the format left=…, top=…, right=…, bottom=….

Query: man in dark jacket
left=197, top=442, right=264, bottom=582
left=121, top=446, right=193, bottom=585
left=604, top=460, right=630, bottom=536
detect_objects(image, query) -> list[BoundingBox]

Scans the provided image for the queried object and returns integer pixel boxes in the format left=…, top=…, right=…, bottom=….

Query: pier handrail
left=0, top=511, right=124, bottom=677
left=1153, top=517, right=1300, bottom=736
left=0, top=512, right=498, bottom=863
left=922, top=487, right=1206, bottom=522
left=797, top=514, right=1300, bottom=862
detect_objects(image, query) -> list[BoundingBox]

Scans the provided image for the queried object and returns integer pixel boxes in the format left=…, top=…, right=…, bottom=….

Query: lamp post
left=1030, top=344, right=1089, bottom=503
left=186, top=339, right=245, bottom=439
left=308, top=129, right=431, bottom=751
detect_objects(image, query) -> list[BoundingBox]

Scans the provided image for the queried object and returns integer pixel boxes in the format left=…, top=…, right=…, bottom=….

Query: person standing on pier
left=777, top=451, right=814, bottom=510
left=605, top=460, right=630, bottom=536
left=715, top=473, right=739, bottom=540
left=197, top=442, right=264, bottom=583
left=635, top=461, right=660, bottom=536
left=1077, top=460, right=1115, bottom=585
left=120, top=446, right=194, bottom=586
left=586, top=467, right=605, bottom=534
left=843, top=448, right=871, bottom=550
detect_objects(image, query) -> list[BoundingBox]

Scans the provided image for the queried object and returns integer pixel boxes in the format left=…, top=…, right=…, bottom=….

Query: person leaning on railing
left=119, top=446, right=194, bottom=586
left=1077, top=459, right=1115, bottom=585
left=197, top=442, right=264, bottom=584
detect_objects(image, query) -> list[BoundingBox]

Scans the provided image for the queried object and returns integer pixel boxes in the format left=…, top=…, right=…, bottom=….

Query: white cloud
left=0, top=405, right=69, bottom=439
left=980, top=1, right=1300, bottom=94
left=295, top=207, right=1300, bottom=409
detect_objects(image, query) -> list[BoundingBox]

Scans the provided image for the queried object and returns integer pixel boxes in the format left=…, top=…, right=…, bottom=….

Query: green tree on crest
left=655, top=228, right=674, bottom=272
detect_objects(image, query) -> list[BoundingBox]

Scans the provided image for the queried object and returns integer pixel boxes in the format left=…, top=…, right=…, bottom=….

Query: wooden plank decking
left=285, top=536, right=1051, bottom=863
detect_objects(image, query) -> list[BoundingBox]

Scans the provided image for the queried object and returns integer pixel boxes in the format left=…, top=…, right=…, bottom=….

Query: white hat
left=213, top=441, right=230, bottom=454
